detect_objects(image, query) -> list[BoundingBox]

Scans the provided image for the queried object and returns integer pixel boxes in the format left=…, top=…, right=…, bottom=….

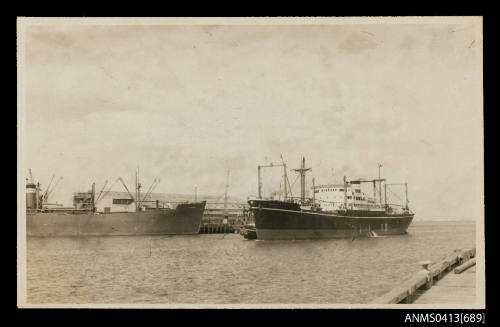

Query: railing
left=27, top=208, right=93, bottom=214
left=272, top=197, right=409, bottom=211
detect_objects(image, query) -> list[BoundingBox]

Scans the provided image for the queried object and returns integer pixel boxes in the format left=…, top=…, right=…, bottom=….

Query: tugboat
left=248, top=157, right=414, bottom=240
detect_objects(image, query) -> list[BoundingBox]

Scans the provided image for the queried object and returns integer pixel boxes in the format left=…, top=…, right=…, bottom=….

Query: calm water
left=26, top=220, right=475, bottom=304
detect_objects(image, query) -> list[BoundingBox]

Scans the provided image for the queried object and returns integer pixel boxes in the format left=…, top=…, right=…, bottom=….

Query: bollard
left=419, top=260, right=433, bottom=270
left=418, top=260, right=435, bottom=287
left=417, top=270, right=433, bottom=290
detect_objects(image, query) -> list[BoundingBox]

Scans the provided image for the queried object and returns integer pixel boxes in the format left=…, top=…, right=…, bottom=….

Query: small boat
left=240, top=224, right=257, bottom=240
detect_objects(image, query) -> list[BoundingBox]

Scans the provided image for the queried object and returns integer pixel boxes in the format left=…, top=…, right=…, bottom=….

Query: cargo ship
left=248, top=157, right=414, bottom=240
left=25, top=169, right=206, bottom=237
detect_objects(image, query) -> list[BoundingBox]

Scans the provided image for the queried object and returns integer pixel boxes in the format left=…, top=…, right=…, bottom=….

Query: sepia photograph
left=17, top=17, right=484, bottom=309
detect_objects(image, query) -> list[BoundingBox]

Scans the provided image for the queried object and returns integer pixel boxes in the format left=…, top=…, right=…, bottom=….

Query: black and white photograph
left=17, top=17, right=484, bottom=309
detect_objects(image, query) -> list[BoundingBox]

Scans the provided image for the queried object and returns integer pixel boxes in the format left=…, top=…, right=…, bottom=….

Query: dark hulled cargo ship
left=248, top=157, right=414, bottom=240
left=25, top=170, right=206, bottom=237
left=249, top=199, right=413, bottom=240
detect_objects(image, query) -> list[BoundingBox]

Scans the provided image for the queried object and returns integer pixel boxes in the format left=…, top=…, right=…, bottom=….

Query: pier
left=199, top=223, right=236, bottom=234
left=370, top=248, right=476, bottom=304
left=199, top=206, right=251, bottom=234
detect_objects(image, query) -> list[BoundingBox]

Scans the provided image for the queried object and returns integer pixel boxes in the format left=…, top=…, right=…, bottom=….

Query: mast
left=373, top=180, right=376, bottom=199
left=135, top=169, right=138, bottom=211
left=91, top=182, right=96, bottom=212
left=280, top=154, right=288, bottom=200
left=28, top=169, right=34, bottom=184
left=35, top=182, right=40, bottom=210
left=384, top=183, right=387, bottom=208
left=223, top=169, right=230, bottom=218
left=312, top=177, right=315, bottom=206
left=385, top=183, right=409, bottom=210
left=137, top=167, right=141, bottom=209
left=283, top=163, right=287, bottom=200
left=405, top=183, right=409, bottom=210
left=343, top=176, right=347, bottom=209
left=258, top=158, right=290, bottom=200
left=378, top=163, right=383, bottom=204
left=257, top=165, right=262, bottom=199
left=292, top=157, right=311, bottom=203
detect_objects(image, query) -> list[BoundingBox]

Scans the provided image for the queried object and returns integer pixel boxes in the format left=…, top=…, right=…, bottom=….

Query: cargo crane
left=257, top=154, right=291, bottom=200
left=347, top=177, right=386, bottom=205
left=338, top=164, right=393, bottom=206
left=95, top=179, right=118, bottom=205
left=138, top=178, right=160, bottom=207
left=384, top=183, right=410, bottom=211
left=95, top=180, right=108, bottom=204
left=25, top=169, right=63, bottom=209
left=345, top=165, right=409, bottom=212
left=43, top=175, right=55, bottom=200
left=118, top=177, right=135, bottom=202
left=94, top=174, right=161, bottom=210
left=95, top=177, right=135, bottom=206
left=43, top=176, right=63, bottom=204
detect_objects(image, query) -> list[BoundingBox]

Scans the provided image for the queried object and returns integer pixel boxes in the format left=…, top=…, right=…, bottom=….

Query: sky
left=20, top=19, right=483, bottom=220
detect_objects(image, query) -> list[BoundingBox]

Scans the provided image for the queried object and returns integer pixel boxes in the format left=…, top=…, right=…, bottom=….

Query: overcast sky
left=20, top=19, right=483, bottom=220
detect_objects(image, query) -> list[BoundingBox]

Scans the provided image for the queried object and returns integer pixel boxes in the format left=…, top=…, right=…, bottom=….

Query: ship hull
left=252, top=206, right=413, bottom=240
left=27, top=201, right=206, bottom=237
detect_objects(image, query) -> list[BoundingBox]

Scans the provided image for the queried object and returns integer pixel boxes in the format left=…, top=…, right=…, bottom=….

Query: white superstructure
left=312, top=183, right=385, bottom=212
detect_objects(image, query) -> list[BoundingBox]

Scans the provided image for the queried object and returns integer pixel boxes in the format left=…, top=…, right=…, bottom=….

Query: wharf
left=199, top=223, right=237, bottom=234
left=199, top=207, right=250, bottom=234
left=411, top=265, right=476, bottom=304
left=371, top=248, right=476, bottom=304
